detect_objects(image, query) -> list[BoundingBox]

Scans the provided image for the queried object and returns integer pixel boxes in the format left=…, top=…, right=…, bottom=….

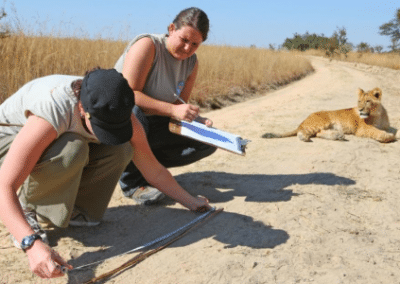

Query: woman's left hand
left=203, top=118, right=213, bottom=127
left=195, top=116, right=213, bottom=127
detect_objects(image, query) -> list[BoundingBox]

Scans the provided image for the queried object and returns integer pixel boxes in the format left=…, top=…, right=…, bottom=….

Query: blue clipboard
left=169, top=119, right=249, bottom=155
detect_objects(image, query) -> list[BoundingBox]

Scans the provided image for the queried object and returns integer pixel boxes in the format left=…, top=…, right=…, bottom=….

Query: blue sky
left=3, top=0, right=399, bottom=50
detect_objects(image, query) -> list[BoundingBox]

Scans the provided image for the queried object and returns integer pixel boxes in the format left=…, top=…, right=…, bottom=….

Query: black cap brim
left=90, top=116, right=133, bottom=145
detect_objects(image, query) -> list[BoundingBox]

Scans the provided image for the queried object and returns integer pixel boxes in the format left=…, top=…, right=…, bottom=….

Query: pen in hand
left=174, top=94, right=187, bottom=104
left=174, top=94, right=212, bottom=126
left=174, top=94, right=198, bottom=120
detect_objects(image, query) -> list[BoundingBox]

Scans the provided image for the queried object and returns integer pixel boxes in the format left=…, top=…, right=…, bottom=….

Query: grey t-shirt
left=0, top=75, right=98, bottom=143
left=114, top=33, right=197, bottom=103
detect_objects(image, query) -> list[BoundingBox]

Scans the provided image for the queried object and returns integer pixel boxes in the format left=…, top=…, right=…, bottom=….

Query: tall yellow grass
left=0, top=34, right=314, bottom=107
left=193, top=45, right=313, bottom=108
left=0, top=34, right=126, bottom=102
left=304, top=49, right=400, bottom=70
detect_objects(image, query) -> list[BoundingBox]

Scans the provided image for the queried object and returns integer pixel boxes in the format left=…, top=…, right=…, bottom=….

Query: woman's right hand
left=26, top=240, right=72, bottom=278
left=172, top=104, right=200, bottom=122
left=186, top=195, right=212, bottom=213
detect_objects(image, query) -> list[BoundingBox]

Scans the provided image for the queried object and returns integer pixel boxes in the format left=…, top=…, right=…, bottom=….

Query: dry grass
left=193, top=45, right=313, bottom=108
left=304, top=49, right=400, bottom=70
left=0, top=34, right=126, bottom=102
left=0, top=34, right=314, bottom=107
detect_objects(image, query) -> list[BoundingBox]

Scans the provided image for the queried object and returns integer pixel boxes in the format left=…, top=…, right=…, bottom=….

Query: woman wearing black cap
left=0, top=68, right=210, bottom=279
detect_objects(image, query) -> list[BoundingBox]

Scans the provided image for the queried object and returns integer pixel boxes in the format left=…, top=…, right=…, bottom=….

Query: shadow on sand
left=48, top=171, right=354, bottom=283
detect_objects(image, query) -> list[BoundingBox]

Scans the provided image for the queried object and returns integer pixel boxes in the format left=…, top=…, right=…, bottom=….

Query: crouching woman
left=0, top=68, right=210, bottom=279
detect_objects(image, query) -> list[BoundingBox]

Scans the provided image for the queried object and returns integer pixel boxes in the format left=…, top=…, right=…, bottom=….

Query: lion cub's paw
left=379, top=132, right=396, bottom=143
left=297, top=131, right=311, bottom=142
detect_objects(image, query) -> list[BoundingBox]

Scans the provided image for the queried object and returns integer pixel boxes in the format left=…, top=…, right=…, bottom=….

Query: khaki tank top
left=114, top=33, right=197, bottom=103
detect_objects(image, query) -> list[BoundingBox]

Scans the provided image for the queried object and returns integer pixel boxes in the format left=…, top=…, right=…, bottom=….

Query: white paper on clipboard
left=169, top=119, right=249, bottom=155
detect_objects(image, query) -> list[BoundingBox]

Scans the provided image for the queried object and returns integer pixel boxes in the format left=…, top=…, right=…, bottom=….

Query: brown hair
left=169, top=7, right=209, bottom=42
left=71, top=66, right=101, bottom=99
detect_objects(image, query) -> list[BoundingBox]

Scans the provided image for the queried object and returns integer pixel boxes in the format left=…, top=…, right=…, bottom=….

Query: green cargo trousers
left=0, top=132, right=133, bottom=227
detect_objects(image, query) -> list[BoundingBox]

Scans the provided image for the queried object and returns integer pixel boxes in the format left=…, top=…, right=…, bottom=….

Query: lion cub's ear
left=357, top=88, right=364, bottom=96
left=371, top=87, right=382, bottom=99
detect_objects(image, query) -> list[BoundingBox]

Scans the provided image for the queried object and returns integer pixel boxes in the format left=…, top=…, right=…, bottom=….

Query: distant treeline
left=281, top=27, right=352, bottom=57
left=281, top=9, right=400, bottom=54
left=282, top=27, right=353, bottom=55
left=283, top=32, right=344, bottom=51
left=281, top=30, right=385, bottom=54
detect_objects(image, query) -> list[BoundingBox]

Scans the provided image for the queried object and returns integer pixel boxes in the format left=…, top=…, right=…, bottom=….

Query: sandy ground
left=1, top=56, right=400, bottom=284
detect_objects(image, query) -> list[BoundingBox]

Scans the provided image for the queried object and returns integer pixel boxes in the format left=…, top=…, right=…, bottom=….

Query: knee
left=110, top=142, right=134, bottom=169
left=59, top=133, right=90, bottom=167
left=34, top=133, right=89, bottom=175
left=195, top=143, right=217, bottom=157
left=120, top=143, right=134, bottom=164
left=207, top=145, right=218, bottom=155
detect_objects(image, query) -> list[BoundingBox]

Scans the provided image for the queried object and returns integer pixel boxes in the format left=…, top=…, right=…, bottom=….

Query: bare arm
left=122, top=37, right=202, bottom=123
left=173, top=60, right=213, bottom=127
left=0, top=115, right=72, bottom=278
left=129, top=114, right=210, bottom=211
left=179, top=60, right=198, bottom=104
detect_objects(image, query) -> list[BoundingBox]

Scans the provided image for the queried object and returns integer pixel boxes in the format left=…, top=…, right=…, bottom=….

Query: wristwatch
left=20, top=233, right=42, bottom=252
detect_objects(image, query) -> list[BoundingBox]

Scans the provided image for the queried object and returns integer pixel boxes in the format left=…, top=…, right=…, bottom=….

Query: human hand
left=195, top=116, right=213, bottom=127
left=26, top=240, right=72, bottom=278
left=187, top=195, right=211, bottom=213
left=172, top=104, right=199, bottom=122
left=204, top=119, right=213, bottom=127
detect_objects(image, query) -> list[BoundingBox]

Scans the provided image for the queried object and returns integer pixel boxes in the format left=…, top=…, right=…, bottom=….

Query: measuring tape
left=69, top=207, right=217, bottom=272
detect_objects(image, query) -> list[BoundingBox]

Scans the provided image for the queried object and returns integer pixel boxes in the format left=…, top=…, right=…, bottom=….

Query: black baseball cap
left=80, top=69, right=134, bottom=145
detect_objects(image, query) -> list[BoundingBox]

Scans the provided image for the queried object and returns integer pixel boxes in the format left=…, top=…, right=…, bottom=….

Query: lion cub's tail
left=262, top=129, right=298, bottom=139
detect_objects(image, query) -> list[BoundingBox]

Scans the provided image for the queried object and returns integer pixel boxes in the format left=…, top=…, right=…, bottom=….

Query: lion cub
left=262, top=87, right=395, bottom=143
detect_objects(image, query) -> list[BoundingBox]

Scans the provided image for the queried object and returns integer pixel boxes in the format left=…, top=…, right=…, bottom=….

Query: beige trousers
left=0, top=132, right=133, bottom=227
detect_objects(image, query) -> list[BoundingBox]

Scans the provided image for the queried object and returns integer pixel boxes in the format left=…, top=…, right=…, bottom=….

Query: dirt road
left=1, top=56, right=400, bottom=284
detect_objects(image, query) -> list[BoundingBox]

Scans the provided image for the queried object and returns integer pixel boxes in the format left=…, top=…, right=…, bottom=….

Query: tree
left=282, top=32, right=327, bottom=51
left=323, top=37, right=339, bottom=58
left=357, top=42, right=370, bottom=53
left=379, top=8, right=400, bottom=52
left=331, top=26, right=350, bottom=57
left=333, top=26, right=348, bottom=46
left=0, top=6, right=10, bottom=38
left=268, top=44, right=275, bottom=50
left=280, top=28, right=351, bottom=58
left=375, top=45, right=383, bottom=53
left=389, top=38, right=399, bottom=52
